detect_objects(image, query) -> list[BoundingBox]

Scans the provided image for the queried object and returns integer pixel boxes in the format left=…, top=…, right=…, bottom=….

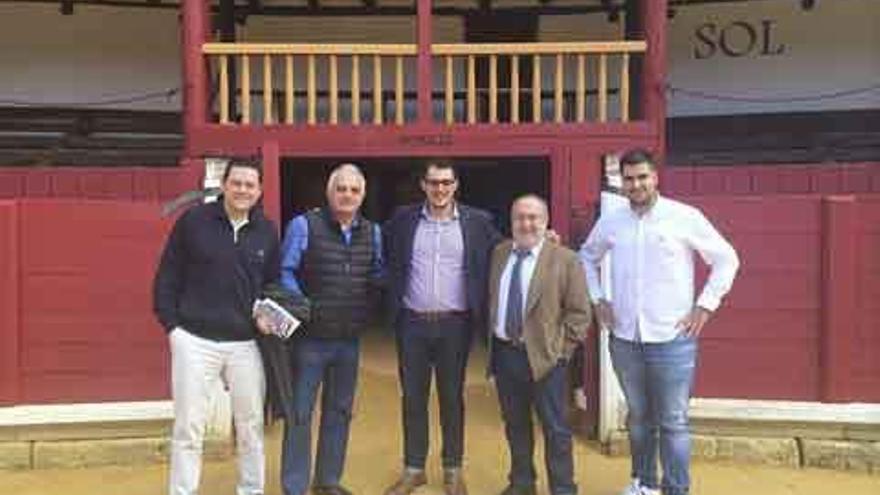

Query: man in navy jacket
left=153, top=159, right=279, bottom=495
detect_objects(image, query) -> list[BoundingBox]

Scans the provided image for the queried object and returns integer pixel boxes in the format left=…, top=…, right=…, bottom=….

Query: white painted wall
left=1, top=1, right=876, bottom=117
left=667, top=0, right=880, bottom=116
left=0, top=4, right=182, bottom=111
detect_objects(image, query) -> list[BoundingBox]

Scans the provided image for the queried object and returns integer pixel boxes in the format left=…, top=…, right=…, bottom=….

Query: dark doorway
left=279, top=157, right=550, bottom=235
left=465, top=13, right=539, bottom=123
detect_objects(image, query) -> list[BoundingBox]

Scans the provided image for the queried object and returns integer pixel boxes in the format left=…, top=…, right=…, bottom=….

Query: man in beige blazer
left=487, top=195, right=592, bottom=495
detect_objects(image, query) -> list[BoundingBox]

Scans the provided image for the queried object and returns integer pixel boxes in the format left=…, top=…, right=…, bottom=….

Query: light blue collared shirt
left=494, top=240, right=545, bottom=341
left=403, top=204, right=467, bottom=312
left=280, top=213, right=383, bottom=296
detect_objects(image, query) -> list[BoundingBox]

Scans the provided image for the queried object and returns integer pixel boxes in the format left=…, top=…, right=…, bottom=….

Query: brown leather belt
left=493, top=336, right=525, bottom=349
left=403, top=309, right=470, bottom=323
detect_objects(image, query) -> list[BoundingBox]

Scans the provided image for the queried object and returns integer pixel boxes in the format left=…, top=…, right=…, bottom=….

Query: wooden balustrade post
left=416, top=0, right=432, bottom=123
left=182, top=0, right=209, bottom=157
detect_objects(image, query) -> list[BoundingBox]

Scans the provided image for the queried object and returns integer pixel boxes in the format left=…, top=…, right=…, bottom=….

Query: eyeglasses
left=423, top=179, right=456, bottom=188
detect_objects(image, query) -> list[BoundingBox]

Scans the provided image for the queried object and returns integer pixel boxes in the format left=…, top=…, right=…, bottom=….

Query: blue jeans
left=396, top=312, right=470, bottom=470
left=609, top=334, right=697, bottom=495
left=281, top=338, right=359, bottom=495
left=493, top=340, right=576, bottom=495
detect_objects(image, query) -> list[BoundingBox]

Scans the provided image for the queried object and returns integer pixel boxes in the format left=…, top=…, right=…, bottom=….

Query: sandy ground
left=2, top=332, right=878, bottom=495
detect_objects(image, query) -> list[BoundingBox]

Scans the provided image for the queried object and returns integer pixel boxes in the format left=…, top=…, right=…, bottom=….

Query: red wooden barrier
left=0, top=167, right=193, bottom=201
left=0, top=201, right=20, bottom=405
left=680, top=194, right=880, bottom=402
left=686, top=196, right=823, bottom=400
left=820, top=196, right=857, bottom=402
left=664, top=162, right=880, bottom=197
left=17, top=199, right=173, bottom=403
left=853, top=196, right=880, bottom=402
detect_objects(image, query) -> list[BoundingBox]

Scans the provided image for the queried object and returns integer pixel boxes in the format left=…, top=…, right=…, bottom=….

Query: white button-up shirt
left=578, top=195, right=740, bottom=343
left=494, top=240, right=545, bottom=341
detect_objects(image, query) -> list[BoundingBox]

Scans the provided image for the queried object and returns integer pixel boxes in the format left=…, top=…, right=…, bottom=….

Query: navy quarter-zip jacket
left=153, top=199, right=280, bottom=341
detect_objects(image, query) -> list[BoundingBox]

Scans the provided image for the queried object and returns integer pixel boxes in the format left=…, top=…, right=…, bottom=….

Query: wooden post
left=532, top=55, right=541, bottom=123
left=554, top=53, right=564, bottom=123
left=576, top=54, right=586, bottom=123
left=285, top=55, right=294, bottom=124
left=820, top=195, right=858, bottom=402
left=416, top=0, right=433, bottom=123
left=308, top=55, right=317, bottom=125
left=263, top=54, right=273, bottom=124
left=467, top=55, right=476, bottom=124
left=396, top=56, right=405, bottom=125
left=598, top=54, right=607, bottom=123
left=219, top=56, right=230, bottom=124
left=489, top=54, right=498, bottom=124
left=625, top=0, right=644, bottom=120
left=182, top=0, right=210, bottom=157
left=352, top=55, right=361, bottom=125
left=641, top=0, right=667, bottom=158
left=329, top=54, right=339, bottom=124
left=0, top=201, right=19, bottom=405
left=445, top=55, right=454, bottom=124
left=218, top=0, right=237, bottom=120
left=373, top=55, right=383, bottom=124
left=261, top=141, right=281, bottom=230
left=241, top=55, right=251, bottom=124
left=511, top=55, right=520, bottom=124
left=621, top=52, right=630, bottom=122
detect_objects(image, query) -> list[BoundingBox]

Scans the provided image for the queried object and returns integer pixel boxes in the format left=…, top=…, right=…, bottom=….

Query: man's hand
left=255, top=314, right=276, bottom=336
left=545, top=229, right=561, bottom=244
left=677, top=306, right=712, bottom=338
left=594, top=299, right=616, bottom=331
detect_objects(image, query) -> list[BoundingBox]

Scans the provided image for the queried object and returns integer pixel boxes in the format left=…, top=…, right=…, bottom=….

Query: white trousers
left=169, top=328, right=266, bottom=495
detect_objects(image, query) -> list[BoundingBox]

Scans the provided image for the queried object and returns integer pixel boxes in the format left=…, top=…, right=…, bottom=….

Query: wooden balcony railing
left=203, top=43, right=417, bottom=125
left=202, top=40, right=646, bottom=127
left=433, top=41, right=646, bottom=125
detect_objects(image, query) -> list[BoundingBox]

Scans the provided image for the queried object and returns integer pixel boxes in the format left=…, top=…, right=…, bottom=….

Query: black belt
left=493, top=336, right=525, bottom=349
left=403, top=309, right=470, bottom=323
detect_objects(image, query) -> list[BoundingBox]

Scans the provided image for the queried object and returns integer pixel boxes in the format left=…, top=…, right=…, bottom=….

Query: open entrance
left=279, top=157, right=551, bottom=232
left=277, top=156, right=595, bottom=437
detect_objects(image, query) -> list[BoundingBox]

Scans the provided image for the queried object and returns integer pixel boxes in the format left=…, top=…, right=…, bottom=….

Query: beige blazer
left=488, top=239, right=592, bottom=380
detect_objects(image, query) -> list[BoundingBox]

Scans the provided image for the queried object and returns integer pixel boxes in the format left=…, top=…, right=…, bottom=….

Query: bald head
left=511, top=194, right=549, bottom=249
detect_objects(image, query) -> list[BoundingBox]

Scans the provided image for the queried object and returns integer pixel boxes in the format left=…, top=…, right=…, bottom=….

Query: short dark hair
left=422, top=159, right=457, bottom=180
left=222, top=158, right=263, bottom=184
left=619, top=149, right=657, bottom=172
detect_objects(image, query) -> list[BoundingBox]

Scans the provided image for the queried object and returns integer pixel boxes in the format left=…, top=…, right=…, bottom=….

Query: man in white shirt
left=579, top=149, right=739, bottom=495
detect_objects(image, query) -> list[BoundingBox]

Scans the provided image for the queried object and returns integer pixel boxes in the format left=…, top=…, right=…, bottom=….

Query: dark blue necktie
left=504, top=248, right=530, bottom=343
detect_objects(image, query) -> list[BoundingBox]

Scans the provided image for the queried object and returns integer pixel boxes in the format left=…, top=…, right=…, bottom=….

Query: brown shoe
left=384, top=470, right=427, bottom=495
left=443, top=469, right=468, bottom=495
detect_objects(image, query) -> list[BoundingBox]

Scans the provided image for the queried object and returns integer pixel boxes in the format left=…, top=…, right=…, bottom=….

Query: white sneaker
left=618, top=479, right=660, bottom=495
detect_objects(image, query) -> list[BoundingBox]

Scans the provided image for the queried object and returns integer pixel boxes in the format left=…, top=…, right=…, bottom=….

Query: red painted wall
left=683, top=196, right=822, bottom=400
left=0, top=167, right=196, bottom=202
left=854, top=196, right=880, bottom=400
left=673, top=194, right=880, bottom=402
left=2, top=161, right=879, bottom=405
left=15, top=199, right=172, bottom=403
left=0, top=201, right=19, bottom=405
left=663, top=162, right=880, bottom=196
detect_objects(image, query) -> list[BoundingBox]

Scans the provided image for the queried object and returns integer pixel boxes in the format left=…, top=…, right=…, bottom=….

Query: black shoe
left=312, top=485, right=354, bottom=495
left=499, top=484, right=537, bottom=495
